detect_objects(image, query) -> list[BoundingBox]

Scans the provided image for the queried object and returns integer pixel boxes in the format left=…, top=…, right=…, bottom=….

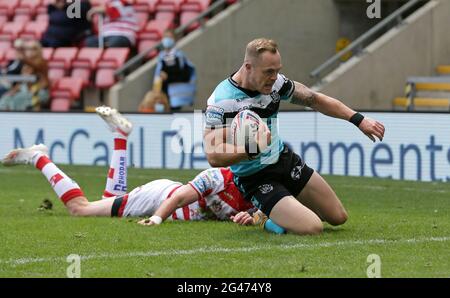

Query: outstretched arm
left=291, top=81, right=385, bottom=142
left=138, top=185, right=198, bottom=226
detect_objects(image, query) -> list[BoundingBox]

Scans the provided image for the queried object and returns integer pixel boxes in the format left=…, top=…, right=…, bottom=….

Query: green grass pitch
left=0, top=164, right=449, bottom=277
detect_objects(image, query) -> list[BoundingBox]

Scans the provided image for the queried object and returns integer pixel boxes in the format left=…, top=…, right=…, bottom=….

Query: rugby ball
left=230, top=110, right=268, bottom=153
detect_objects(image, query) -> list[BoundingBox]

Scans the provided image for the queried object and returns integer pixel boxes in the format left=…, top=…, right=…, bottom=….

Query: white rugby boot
left=96, top=106, right=133, bottom=137
left=1, top=144, right=49, bottom=167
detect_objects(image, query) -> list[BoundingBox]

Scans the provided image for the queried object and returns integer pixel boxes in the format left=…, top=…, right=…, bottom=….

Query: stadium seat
left=50, top=97, right=71, bottom=112
left=156, top=0, right=186, bottom=13
left=0, top=48, right=15, bottom=67
left=48, top=47, right=79, bottom=82
left=137, top=38, right=159, bottom=59
left=0, top=15, right=7, bottom=29
left=141, top=18, right=172, bottom=40
left=51, top=77, right=84, bottom=101
left=393, top=97, right=450, bottom=109
left=19, top=21, right=48, bottom=40
left=42, top=47, right=54, bottom=60
left=13, top=14, right=31, bottom=24
left=15, top=0, right=42, bottom=17
left=180, top=9, right=203, bottom=32
left=71, top=48, right=104, bottom=86
left=95, top=48, right=130, bottom=89
left=154, top=11, right=176, bottom=23
left=136, top=11, right=149, bottom=32
left=436, top=65, right=450, bottom=76
left=0, top=40, right=11, bottom=51
left=183, top=0, right=210, bottom=11
left=0, top=0, right=20, bottom=18
left=36, top=0, right=51, bottom=15
left=414, top=82, right=450, bottom=92
left=35, top=13, right=49, bottom=24
left=0, top=22, right=26, bottom=42
left=134, top=0, right=160, bottom=13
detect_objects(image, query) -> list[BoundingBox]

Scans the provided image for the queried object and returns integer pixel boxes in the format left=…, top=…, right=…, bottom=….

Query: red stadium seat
left=50, top=98, right=71, bottom=112
left=0, top=22, right=26, bottom=42
left=42, top=47, right=54, bottom=61
left=49, top=47, right=78, bottom=69
left=136, top=11, right=149, bottom=32
left=48, top=47, right=79, bottom=82
left=0, top=0, right=20, bottom=18
left=0, top=40, right=11, bottom=51
left=183, top=0, right=210, bottom=11
left=71, top=48, right=104, bottom=86
left=134, top=0, right=160, bottom=13
left=35, top=13, right=49, bottom=24
left=19, top=21, right=48, bottom=40
left=0, top=49, right=5, bottom=67
left=16, top=0, right=42, bottom=17
left=13, top=14, right=32, bottom=24
left=0, top=48, right=16, bottom=67
left=140, top=18, right=171, bottom=40
left=180, top=10, right=201, bottom=32
left=4, top=48, right=16, bottom=61
left=154, top=11, right=176, bottom=23
left=137, top=38, right=158, bottom=59
left=36, top=0, right=51, bottom=15
left=95, top=48, right=130, bottom=89
left=51, top=77, right=84, bottom=101
left=156, top=0, right=185, bottom=13
left=0, top=15, right=7, bottom=29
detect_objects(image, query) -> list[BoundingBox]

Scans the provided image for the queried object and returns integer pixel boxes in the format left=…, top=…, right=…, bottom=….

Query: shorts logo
left=258, top=184, right=273, bottom=194
left=291, top=165, right=305, bottom=180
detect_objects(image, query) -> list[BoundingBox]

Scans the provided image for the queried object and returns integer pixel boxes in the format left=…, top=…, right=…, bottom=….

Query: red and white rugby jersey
left=104, top=0, right=139, bottom=45
left=188, top=168, right=256, bottom=220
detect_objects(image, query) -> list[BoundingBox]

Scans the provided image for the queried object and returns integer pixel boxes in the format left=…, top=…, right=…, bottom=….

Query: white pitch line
left=1, top=236, right=449, bottom=267
left=1, top=168, right=449, bottom=194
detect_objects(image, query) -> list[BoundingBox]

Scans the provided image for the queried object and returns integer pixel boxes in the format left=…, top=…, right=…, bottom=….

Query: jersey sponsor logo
left=270, top=91, right=281, bottom=104
left=205, top=106, right=225, bottom=124
left=258, top=184, right=273, bottom=194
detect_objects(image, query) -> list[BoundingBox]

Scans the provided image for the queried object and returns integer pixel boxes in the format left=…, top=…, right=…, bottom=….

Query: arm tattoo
left=290, top=81, right=318, bottom=107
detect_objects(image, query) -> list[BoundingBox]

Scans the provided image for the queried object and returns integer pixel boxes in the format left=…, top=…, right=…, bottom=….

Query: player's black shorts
left=234, top=145, right=314, bottom=216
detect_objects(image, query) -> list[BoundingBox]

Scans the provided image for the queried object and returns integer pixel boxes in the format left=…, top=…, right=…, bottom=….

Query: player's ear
left=244, top=62, right=252, bottom=71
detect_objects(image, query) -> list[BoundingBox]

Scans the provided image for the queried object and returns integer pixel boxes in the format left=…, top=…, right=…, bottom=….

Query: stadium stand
left=0, top=0, right=236, bottom=110
left=394, top=74, right=450, bottom=111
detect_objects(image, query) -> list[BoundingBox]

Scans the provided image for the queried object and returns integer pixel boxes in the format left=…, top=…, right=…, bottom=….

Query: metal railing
left=310, top=0, right=427, bottom=82
left=115, top=0, right=240, bottom=79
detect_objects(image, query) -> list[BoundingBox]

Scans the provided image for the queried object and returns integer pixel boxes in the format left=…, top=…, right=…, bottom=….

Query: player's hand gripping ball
left=231, top=110, right=271, bottom=155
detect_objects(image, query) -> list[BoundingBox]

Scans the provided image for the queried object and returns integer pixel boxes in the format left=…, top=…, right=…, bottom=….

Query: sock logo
left=50, top=173, right=64, bottom=187
left=114, top=184, right=127, bottom=192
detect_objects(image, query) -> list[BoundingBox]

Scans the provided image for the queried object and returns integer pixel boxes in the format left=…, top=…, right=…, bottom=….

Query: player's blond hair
left=245, top=38, right=279, bottom=62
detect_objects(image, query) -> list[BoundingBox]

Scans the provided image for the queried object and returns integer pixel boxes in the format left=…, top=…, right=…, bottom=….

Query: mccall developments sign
left=1, top=112, right=449, bottom=182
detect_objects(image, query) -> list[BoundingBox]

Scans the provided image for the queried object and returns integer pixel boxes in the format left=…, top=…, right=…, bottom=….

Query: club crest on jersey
left=270, top=91, right=280, bottom=103
left=291, top=164, right=305, bottom=180
left=258, top=184, right=273, bottom=194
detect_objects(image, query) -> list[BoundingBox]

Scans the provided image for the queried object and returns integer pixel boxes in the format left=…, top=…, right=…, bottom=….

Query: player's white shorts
left=122, top=179, right=182, bottom=217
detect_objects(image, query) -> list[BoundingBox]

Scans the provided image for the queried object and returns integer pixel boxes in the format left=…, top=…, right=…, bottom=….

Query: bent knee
left=291, top=220, right=323, bottom=236
left=327, top=209, right=348, bottom=226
